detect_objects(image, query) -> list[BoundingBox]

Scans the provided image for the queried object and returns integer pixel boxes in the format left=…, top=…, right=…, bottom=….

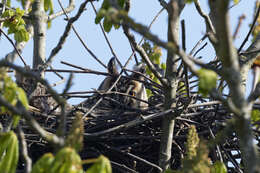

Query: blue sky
left=0, top=0, right=256, bottom=104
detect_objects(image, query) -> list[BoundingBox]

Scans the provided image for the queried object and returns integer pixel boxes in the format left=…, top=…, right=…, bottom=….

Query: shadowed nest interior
left=7, top=70, right=260, bottom=173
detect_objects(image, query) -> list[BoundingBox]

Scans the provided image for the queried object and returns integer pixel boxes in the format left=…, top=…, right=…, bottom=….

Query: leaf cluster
left=0, top=131, right=19, bottom=173
left=141, top=41, right=166, bottom=97
left=166, top=126, right=227, bottom=173
left=2, top=8, right=29, bottom=42
left=197, top=68, right=217, bottom=97
left=31, top=148, right=111, bottom=173
left=0, top=69, right=28, bottom=127
left=95, top=0, right=126, bottom=32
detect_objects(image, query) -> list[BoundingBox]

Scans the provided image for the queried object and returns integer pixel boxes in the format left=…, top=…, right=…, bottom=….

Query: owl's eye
left=129, top=91, right=136, bottom=97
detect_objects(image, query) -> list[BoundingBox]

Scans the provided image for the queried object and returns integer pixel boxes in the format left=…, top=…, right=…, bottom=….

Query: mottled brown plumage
left=127, top=64, right=148, bottom=109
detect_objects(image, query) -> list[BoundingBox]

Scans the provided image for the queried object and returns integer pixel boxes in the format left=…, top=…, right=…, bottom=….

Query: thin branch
left=45, top=0, right=91, bottom=70
left=122, top=24, right=168, bottom=86
left=238, top=5, right=260, bottom=52
left=0, top=28, right=27, bottom=66
left=0, top=97, right=63, bottom=145
left=17, top=125, right=32, bottom=173
left=56, top=0, right=107, bottom=68
left=189, top=34, right=207, bottom=55
left=57, top=73, right=73, bottom=137
left=233, top=14, right=246, bottom=40
left=0, top=60, right=66, bottom=113
left=90, top=1, right=124, bottom=69
left=48, top=0, right=75, bottom=21
left=84, top=109, right=172, bottom=138
left=194, top=0, right=216, bottom=38
left=193, top=42, right=208, bottom=57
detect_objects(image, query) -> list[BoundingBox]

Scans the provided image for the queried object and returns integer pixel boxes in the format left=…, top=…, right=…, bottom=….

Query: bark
left=31, top=0, right=47, bottom=78
left=159, top=0, right=184, bottom=171
left=209, top=1, right=260, bottom=172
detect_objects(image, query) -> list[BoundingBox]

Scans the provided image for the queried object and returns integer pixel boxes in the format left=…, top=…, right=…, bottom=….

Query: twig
left=122, top=24, right=168, bottom=86
left=57, top=73, right=73, bottom=137
left=194, top=0, right=215, bottom=34
left=189, top=34, right=207, bottom=55
left=48, top=0, right=75, bottom=21
left=181, top=20, right=190, bottom=98
left=158, top=0, right=168, bottom=10
left=0, top=96, right=63, bottom=145
left=61, top=61, right=108, bottom=76
left=84, top=109, right=172, bottom=138
left=110, top=161, right=138, bottom=173
left=0, top=28, right=27, bottom=66
left=17, top=125, right=32, bottom=173
left=45, top=0, right=91, bottom=70
left=56, top=0, right=107, bottom=68
left=238, top=4, right=260, bottom=52
left=126, top=7, right=164, bottom=67
left=90, top=1, right=124, bottom=69
left=0, top=60, right=66, bottom=115
left=193, top=42, right=208, bottom=57
left=233, top=14, right=246, bottom=40
left=208, top=127, right=223, bottom=162
left=102, top=143, right=162, bottom=172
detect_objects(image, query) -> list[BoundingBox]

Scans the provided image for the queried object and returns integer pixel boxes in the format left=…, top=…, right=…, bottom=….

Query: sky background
left=0, top=0, right=257, bottom=104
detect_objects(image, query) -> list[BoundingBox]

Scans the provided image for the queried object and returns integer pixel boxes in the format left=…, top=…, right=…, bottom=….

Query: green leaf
left=103, top=17, right=113, bottom=32
left=185, top=0, right=196, bottom=4
left=2, top=9, right=29, bottom=42
left=50, top=147, right=83, bottom=173
left=101, top=0, right=110, bottom=10
left=15, top=8, right=24, bottom=16
left=197, top=68, right=217, bottom=97
left=251, top=109, right=260, bottom=125
left=86, top=155, right=112, bottom=173
left=0, top=131, right=19, bottom=173
left=212, top=161, right=227, bottom=173
left=118, top=0, right=125, bottom=8
left=95, top=10, right=106, bottom=24
left=16, top=87, right=29, bottom=109
left=233, top=0, right=239, bottom=4
left=32, top=153, right=54, bottom=173
left=161, top=63, right=166, bottom=70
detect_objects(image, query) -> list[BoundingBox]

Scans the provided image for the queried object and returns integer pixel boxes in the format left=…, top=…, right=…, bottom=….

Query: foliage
left=65, top=112, right=84, bottom=152
left=32, top=147, right=83, bottom=173
left=0, top=131, right=19, bottom=173
left=85, top=155, right=112, bottom=173
left=197, top=68, right=218, bottom=97
left=251, top=109, right=260, bottom=128
left=31, top=148, right=112, bottom=173
left=95, top=0, right=126, bottom=32
left=142, top=40, right=166, bottom=97
left=2, top=8, right=29, bottom=42
left=166, top=126, right=227, bottom=173
left=0, top=69, right=28, bottom=127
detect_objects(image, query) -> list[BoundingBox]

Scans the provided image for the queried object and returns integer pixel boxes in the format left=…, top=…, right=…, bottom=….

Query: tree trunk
left=159, top=0, right=184, bottom=171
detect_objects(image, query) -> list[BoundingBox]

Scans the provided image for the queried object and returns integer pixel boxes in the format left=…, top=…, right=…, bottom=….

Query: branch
left=44, top=0, right=90, bottom=70
left=122, top=24, right=168, bottom=86
left=84, top=109, right=172, bottom=138
left=0, top=28, right=27, bottom=66
left=17, top=126, right=32, bottom=173
left=48, top=0, right=75, bottom=21
left=0, top=97, right=63, bottom=145
left=238, top=5, right=260, bottom=52
left=56, top=0, right=107, bottom=69
left=0, top=60, right=66, bottom=112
